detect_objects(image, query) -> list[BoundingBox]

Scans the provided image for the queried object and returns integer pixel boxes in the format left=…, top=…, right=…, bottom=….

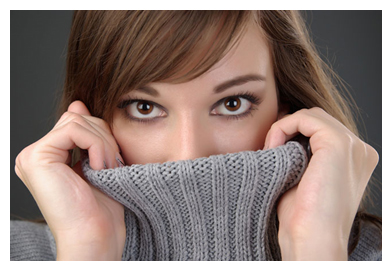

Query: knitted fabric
left=10, top=141, right=382, bottom=261
left=82, top=141, right=307, bottom=261
left=10, top=220, right=56, bottom=260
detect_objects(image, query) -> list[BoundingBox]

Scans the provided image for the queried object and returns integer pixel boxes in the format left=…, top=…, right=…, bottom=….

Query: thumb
left=68, top=100, right=92, bottom=116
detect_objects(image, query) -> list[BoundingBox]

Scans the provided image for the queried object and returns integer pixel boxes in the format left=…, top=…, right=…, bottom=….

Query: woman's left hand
left=264, top=107, right=379, bottom=260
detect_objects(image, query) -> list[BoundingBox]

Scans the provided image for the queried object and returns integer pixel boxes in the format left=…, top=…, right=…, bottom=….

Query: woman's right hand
left=15, top=100, right=126, bottom=260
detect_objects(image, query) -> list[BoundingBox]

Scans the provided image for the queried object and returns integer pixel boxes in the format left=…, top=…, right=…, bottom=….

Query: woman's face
left=112, top=23, right=284, bottom=165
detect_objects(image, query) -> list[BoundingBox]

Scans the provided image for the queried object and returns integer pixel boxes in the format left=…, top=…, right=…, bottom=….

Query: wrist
left=278, top=229, right=348, bottom=261
left=55, top=234, right=123, bottom=261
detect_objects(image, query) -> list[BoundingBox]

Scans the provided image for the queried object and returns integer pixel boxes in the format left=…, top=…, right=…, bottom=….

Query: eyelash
left=117, top=91, right=261, bottom=124
left=117, top=97, right=166, bottom=124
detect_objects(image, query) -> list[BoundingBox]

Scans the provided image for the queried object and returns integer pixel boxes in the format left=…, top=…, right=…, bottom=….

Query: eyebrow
left=213, top=74, right=266, bottom=94
left=134, top=74, right=266, bottom=97
left=134, top=86, right=160, bottom=97
left=214, top=74, right=265, bottom=94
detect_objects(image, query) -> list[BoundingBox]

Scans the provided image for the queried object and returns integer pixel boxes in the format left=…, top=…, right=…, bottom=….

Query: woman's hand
left=264, top=107, right=379, bottom=260
left=15, top=101, right=126, bottom=260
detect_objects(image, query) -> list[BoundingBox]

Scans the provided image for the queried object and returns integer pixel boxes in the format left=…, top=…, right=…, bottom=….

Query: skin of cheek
left=210, top=106, right=278, bottom=154
left=111, top=114, right=168, bottom=165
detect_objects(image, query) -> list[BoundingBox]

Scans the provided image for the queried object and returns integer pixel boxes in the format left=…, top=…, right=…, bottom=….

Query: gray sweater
left=10, top=142, right=382, bottom=260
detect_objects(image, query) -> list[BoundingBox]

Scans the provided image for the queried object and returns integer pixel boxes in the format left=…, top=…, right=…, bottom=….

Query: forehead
left=147, top=23, right=272, bottom=95
left=197, top=23, right=271, bottom=84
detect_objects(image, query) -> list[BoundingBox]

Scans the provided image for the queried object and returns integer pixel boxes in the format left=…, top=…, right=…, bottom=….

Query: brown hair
left=58, top=10, right=380, bottom=256
left=59, top=11, right=250, bottom=122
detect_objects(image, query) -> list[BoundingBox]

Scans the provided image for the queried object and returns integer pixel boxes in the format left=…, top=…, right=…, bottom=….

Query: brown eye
left=137, top=101, right=153, bottom=114
left=124, top=100, right=166, bottom=121
left=211, top=96, right=252, bottom=116
left=224, top=97, right=241, bottom=112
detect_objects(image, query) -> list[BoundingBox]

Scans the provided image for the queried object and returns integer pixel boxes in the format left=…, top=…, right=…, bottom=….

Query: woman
left=12, top=11, right=381, bottom=260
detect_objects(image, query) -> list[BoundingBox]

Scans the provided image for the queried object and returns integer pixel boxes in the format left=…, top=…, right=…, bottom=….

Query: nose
left=167, top=113, right=216, bottom=162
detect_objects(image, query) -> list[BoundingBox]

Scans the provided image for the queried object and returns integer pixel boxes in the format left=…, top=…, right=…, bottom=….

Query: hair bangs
left=117, top=11, right=250, bottom=88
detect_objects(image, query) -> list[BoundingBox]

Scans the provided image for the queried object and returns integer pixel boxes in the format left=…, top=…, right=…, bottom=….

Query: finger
left=55, top=101, right=91, bottom=130
left=76, top=122, right=118, bottom=169
left=264, top=109, right=324, bottom=150
left=73, top=118, right=121, bottom=168
left=68, top=100, right=92, bottom=116
left=66, top=103, right=119, bottom=154
left=65, top=109, right=124, bottom=168
left=55, top=112, right=112, bottom=143
left=58, top=102, right=122, bottom=168
left=264, top=113, right=296, bottom=150
left=81, top=116, right=119, bottom=152
left=53, top=112, right=120, bottom=166
left=44, top=122, right=111, bottom=170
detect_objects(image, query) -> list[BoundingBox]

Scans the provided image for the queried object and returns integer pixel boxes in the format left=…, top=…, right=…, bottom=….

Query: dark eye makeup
left=117, top=90, right=262, bottom=124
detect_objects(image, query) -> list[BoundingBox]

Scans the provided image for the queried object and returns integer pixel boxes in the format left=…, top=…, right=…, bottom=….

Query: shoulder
left=10, top=220, right=56, bottom=261
left=349, top=220, right=382, bottom=261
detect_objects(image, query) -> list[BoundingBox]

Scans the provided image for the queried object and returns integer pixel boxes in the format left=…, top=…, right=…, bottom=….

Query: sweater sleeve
left=348, top=221, right=382, bottom=261
left=10, top=220, right=57, bottom=261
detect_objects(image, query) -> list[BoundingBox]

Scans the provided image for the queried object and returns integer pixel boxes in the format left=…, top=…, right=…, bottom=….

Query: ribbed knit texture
left=10, top=141, right=382, bottom=261
left=10, top=220, right=56, bottom=261
left=83, top=141, right=307, bottom=260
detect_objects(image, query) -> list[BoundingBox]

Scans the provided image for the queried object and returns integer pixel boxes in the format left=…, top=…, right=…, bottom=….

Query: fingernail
left=116, top=158, right=125, bottom=168
left=116, top=153, right=125, bottom=168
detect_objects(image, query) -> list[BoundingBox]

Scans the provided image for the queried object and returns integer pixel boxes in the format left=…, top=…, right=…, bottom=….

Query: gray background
left=10, top=11, right=382, bottom=219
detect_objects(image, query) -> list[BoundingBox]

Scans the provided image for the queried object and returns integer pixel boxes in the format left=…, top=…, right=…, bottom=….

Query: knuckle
left=62, top=111, right=74, bottom=118
left=14, top=161, right=24, bottom=183
left=348, top=138, right=379, bottom=173
left=15, top=153, right=23, bottom=174
left=69, top=113, right=86, bottom=125
left=343, top=132, right=355, bottom=146
left=294, top=108, right=317, bottom=120
left=269, top=121, right=280, bottom=132
left=15, top=145, right=32, bottom=167
left=337, top=133, right=356, bottom=152
left=61, top=111, right=87, bottom=126
left=309, top=107, right=325, bottom=114
left=365, top=143, right=379, bottom=166
left=58, top=111, right=71, bottom=122
left=66, top=115, right=91, bottom=132
left=299, top=107, right=310, bottom=113
left=14, top=146, right=33, bottom=183
left=65, top=121, right=83, bottom=133
left=294, top=108, right=308, bottom=116
left=59, top=111, right=80, bottom=123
